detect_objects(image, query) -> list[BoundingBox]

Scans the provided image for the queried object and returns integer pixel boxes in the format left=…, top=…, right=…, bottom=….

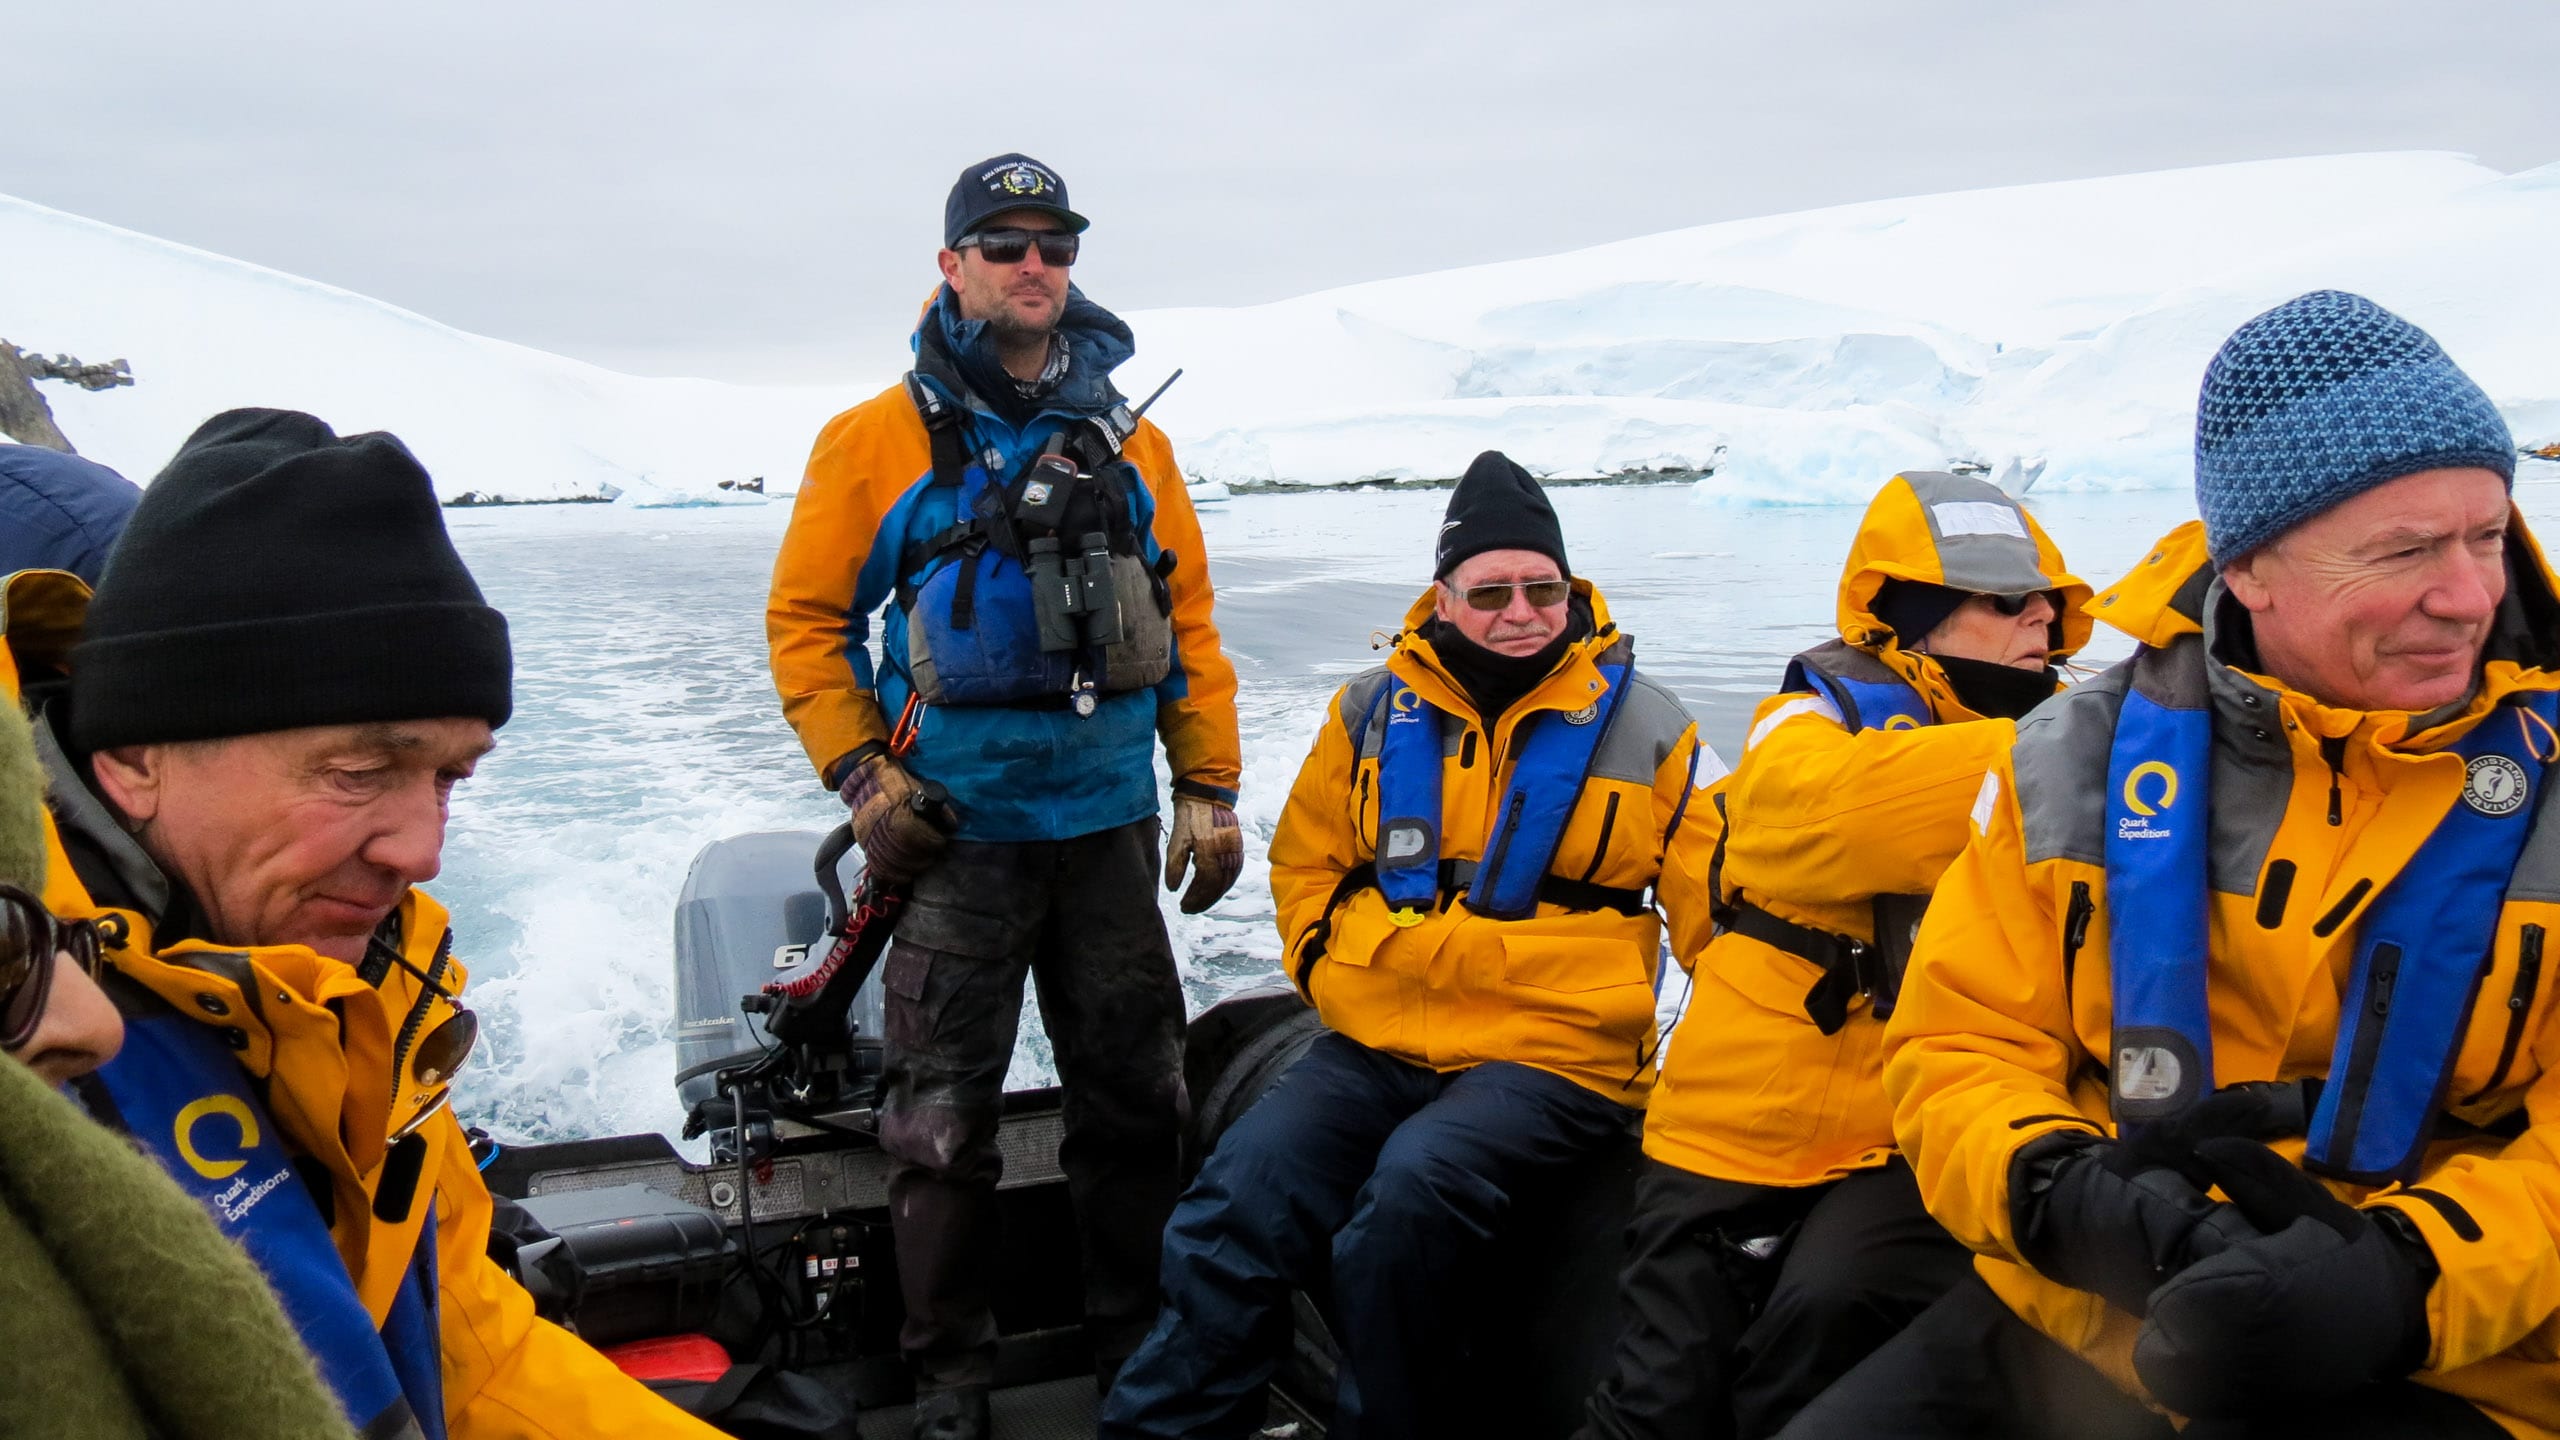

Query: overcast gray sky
left=12, top=1, right=2557, bottom=379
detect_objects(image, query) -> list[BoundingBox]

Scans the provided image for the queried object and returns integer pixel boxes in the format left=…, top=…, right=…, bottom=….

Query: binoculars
left=1026, top=532, right=1124, bottom=654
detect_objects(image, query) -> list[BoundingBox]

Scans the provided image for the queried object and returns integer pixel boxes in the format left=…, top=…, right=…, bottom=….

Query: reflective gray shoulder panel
left=2506, top=785, right=2560, bottom=905
left=1338, top=665, right=1463, bottom=761
left=32, top=705, right=171, bottom=923
left=1899, top=470, right=2051, bottom=597
left=2014, top=663, right=2128, bottom=869
left=1338, top=667, right=1396, bottom=758
left=1593, top=671, right=1697, bottom=786
left=2016, top=639, right=2294, bottom=896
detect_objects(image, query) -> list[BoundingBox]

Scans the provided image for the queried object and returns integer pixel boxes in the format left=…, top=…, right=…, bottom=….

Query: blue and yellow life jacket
left=2104, top=636, right=2560, bottom=1184
left=86, top=986, right=446, bottom=1440
left=1710, top=640, right=1937, bottom=1033
left=1363, top=656, right=1651, bottom=924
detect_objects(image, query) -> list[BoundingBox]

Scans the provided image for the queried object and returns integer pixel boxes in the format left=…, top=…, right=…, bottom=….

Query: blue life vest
left=88, top=997, right=446, bottom=1440
left=2103, top=644, right=2560, bottom=1184
left=1372, top=659, right=1635, bottom=923
left=1707, top=640, right=1937, bottom=1033
left=1779, top=640, right=1933, bottom=735
left=896, top=375, right=1169, bottom=708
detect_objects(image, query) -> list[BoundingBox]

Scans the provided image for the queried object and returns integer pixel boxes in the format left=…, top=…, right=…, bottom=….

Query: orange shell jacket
left=1886, top=518, right=2560, bottom=1437
left=765, top=374, right=1240, bottom=819
left=0, top=570, right=725, bottom=1440
left=1268, top=580, right=1720, bottom=1104
left=1644, top=473, right=2090, bottom=1187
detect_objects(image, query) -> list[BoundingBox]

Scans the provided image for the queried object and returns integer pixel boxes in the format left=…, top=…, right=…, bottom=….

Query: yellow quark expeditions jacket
left=1886, top=519, right=2560, bottom=1437
left=0, top=570, right=724, bottom=1440
left=1645, top=472, right=2090, bottom=1187
left=1269, top=580, right=1718, bottom=1104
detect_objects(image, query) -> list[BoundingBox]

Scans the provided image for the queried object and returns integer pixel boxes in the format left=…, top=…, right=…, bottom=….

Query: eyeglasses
left=366, top=929, right=479, bottom=1136
left=1983, top=590, right=2055, bottom=617
left=957, top=228, right=1080, bottom=267
left=1454, top=580, right=1571, bottom=612
left=0, top=885, right=103, bottom=1053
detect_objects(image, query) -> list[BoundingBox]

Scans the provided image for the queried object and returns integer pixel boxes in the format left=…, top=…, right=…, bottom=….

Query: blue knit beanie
left=2195, top=290, right=2513, bottom=565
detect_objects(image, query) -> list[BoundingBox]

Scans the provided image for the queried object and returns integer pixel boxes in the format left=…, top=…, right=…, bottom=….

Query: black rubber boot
left=913, top=1384, right=991, bottom=1440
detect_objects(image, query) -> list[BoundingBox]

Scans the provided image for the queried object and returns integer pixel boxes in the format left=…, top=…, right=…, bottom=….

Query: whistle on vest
left=1389, top=905, right=1425, bottom=928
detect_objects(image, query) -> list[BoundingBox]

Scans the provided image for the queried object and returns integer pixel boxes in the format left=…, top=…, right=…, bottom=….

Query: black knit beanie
left=1434, top=451, right=1570, bottom=580
left=70, top=409, right=512, bottom=751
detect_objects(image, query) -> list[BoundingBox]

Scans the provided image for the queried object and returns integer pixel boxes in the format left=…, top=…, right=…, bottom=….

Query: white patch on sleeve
left=1691, top=741, right=1732, bottom=787
left=1746, top=693, right=1843, bottom=752
left=1970, top=768, right=2002, bottom=836
left=1932, top=500, right=2030, bottom=541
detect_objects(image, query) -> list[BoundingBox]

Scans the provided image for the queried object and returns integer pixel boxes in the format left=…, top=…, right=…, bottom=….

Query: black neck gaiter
left=1931, top=653, right=2060, bottom=721
left=1420, top=614, right=1586, bottom=723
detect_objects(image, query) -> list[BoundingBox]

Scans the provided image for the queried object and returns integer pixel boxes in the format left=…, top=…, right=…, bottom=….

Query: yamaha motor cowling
left=672, top=830, right=886, bottom=1129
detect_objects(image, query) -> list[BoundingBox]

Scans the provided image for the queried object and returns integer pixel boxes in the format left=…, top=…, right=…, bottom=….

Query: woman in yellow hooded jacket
left=1793, top=294, right=2552, bottom=1440
left=1578, top=470, right=2090, bottom=1440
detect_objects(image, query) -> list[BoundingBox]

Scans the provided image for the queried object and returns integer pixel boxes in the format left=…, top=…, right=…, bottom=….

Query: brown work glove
left=1164, top=793, right=1244, bottom=915
left=837, top=748, right=955, bottom=885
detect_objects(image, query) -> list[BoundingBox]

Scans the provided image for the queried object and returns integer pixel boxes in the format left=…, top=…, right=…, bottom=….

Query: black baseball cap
left=944, top=153, right=1090, bottom=248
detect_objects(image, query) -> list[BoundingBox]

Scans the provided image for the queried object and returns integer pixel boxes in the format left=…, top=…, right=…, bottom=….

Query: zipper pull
left=2320, top=734, right=2348, bottom=826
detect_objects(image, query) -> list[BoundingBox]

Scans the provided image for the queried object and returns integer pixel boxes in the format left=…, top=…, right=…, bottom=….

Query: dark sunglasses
left=1983, top=590, right=2054, bottom=617
left=366, top=930, right=480, bottom=1122
left=0, top=885, right=103, bottom=1053
left=957, top=228, right=1080, bottom=267
left=1455, top=579, right=1571, bottom=612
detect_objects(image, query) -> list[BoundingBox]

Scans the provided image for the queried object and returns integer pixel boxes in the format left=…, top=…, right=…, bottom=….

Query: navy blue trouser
left=1100, top=1031, right=1631, bottom=1440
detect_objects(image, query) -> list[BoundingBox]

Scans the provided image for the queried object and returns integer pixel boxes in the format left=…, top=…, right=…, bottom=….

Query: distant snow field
left=6, top=150, right=2555, bottom=505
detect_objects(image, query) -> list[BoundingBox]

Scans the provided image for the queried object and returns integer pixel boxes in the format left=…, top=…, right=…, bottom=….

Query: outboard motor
left=672, top=830, right=886, bottom=1128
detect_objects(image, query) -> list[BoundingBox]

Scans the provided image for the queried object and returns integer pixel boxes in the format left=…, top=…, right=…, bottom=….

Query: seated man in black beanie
left=2, top=409, right=725, bottom=1439
left=1103, top=451, right=1722, bottom=1439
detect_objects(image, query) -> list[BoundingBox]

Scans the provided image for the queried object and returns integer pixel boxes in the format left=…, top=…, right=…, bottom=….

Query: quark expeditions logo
left=1882, top=715, right=1921, bottom=732
left=2117, top=761, right=2180, bottom=840
left=174, top=1095, right=293, bottom=1224
left=2466, top=753, right=2530, bottom=817
left=984, top=159, right=1059, bottom=199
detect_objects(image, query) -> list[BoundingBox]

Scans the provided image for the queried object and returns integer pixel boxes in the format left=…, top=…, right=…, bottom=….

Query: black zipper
left=389, top=927, right=455, bottom=1099
left=1357, top=768, right=1374, bottom=851
left=2464, top=923, right=2543, bottom=1103
left=2330, top=941, right=2404, bottom=1160
left=1577, top=792, right=1623, bottom=883
left=2061, top=882, right=2094, bottom=994
left=1478, top=790, right=1529, bottom=895
left=2321, top=734, right=2348, bottom=826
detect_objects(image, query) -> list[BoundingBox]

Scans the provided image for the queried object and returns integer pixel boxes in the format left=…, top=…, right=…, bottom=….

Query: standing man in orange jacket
left=1577, top=472, right=2089, bottom=1440
left=10, top=408, right=728, bottom=1439
left=766, top=154, right=1242, bottom=1439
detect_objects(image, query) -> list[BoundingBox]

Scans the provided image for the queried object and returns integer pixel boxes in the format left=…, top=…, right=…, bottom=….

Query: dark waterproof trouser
left=1776, top=1273, right=2506, bottom=1440
left=1578, top=1155, right=1971, bottom=1440
left=1099, top=1031, right=1631, bottom=1440
left=875, top=818, right=1187, bottom=1391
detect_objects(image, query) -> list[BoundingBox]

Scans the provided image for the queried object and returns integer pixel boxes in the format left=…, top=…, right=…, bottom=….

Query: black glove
left=2010, top=1130, right=2263, bottom=1316
left=2133, top=1137, right=2436, bottom=1419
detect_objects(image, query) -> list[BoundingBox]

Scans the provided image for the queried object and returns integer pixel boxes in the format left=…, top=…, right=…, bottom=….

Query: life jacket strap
left=1332, top=858, right=1651, bottom=921
left=1714, top=894, right=1899, bottom=1035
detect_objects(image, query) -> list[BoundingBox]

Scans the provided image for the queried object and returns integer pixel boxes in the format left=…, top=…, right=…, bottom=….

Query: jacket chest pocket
left=1554, top=785, right=1644, bottom=890
left=2454, top=920, right=2548, bottom=1107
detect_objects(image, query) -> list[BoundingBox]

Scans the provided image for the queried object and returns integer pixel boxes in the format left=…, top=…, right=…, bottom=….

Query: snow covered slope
left=5, top=151, right=2552, bottom=504
left=1, top=191, right=844, bottom=501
